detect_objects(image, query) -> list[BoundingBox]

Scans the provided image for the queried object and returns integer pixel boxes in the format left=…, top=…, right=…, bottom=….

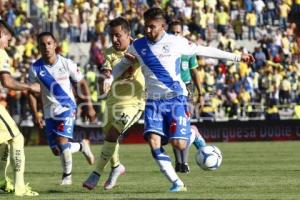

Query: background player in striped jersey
left=83, top=17, right=145, bottom=191
left=169, top=20, right=206, bottom=173
left=28, top=32, right=96, bottom=185
left=110, top=7, right=254, bottom=192
left=0, top=20, right=39, bottom=196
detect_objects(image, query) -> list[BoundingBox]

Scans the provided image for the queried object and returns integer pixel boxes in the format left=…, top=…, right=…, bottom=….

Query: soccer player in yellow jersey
left=83, top=17, right=145, bottom=190
left=0, top=20, right=39, bottom=196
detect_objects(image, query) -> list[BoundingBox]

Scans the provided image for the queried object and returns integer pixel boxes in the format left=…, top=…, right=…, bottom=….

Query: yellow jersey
left=103, top=47, right=145, bottom=107
left=0, top=49, right=12, bottom=73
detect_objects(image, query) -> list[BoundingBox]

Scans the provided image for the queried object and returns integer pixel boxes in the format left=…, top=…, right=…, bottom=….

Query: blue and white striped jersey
left=113, top=32, right=241, bottom=100
left=29, top=55, right=83, bottom=119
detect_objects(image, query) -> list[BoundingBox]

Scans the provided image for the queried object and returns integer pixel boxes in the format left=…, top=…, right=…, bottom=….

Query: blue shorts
left=144, top=95, right=191, bottom=144
left=45, top=110, right=75, bottom=148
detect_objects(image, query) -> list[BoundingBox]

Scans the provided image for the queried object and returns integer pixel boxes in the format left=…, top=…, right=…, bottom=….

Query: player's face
left=38, top=35, right=57, bottom=60
left=144, top=19, right=165, bottom=42
left=110, top=25, right=130, bottom=51
left=170, top=25, right=182, bottom=36
left=0, top=29, right=12, bottom=49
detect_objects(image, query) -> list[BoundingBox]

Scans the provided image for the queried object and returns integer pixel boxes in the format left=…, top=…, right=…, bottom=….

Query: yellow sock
left=9, top=134, right=25, bottom=190
left=0, top=142, right=10, bottom=181
left=95, top=141, right=117, bottom=175
left=110, top=142, right=120, bottom=168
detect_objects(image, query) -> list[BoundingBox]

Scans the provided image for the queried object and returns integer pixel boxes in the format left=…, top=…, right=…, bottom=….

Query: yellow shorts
left=103, top=102, right=144, bottom=135
left=0, top=105, right=21, bottom=144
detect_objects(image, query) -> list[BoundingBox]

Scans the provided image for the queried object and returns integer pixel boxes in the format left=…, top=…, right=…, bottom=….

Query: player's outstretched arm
left=0, top=72, right=39, bottom=92
left=28, top=93, right=44, bottom=129
left=191, top=68, right=203, bottom=103
left=77, top=79, right=96, bottom=122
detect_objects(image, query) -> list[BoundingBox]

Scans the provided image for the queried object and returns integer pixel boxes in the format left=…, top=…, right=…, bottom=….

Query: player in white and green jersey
left=169, top=20, right=206, bottom=173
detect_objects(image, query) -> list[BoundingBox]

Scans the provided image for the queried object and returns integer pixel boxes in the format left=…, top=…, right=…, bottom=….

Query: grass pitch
left=1, top=141, right=300, bottom=199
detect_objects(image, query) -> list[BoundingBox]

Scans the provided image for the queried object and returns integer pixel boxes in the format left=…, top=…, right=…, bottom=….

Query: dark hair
left=169, top=20, right=183, bottom=30
left=0, top=20, right=14, bottom=36
left=109, top=17, right=130, bottom=33
left=143, top=7, right=166, bottom=22
left=37, top=32, right=57, bottom=43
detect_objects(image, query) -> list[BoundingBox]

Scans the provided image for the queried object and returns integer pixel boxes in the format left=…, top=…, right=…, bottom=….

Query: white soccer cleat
left=169, top=183, right=187, bottom=192
left=60, top=175, right=72, bottom=185
left=15, top=183, right=39, bottom=196
left=104, top=164, right=126, bottom=190
left=82, top=171, right=100, bottom=190
left=81, top=139, right=95, bottom=165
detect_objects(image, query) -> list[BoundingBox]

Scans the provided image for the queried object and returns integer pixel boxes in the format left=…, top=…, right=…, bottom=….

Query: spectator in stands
left=232, top=14, right=243, bottom=40
left=265, top=99, right=280, bottom=120
left=246, top=10, right=257, bottom=40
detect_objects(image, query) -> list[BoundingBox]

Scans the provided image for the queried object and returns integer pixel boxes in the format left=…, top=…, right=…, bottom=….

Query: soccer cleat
left=83, top=171, right=100, bottom=190
left=192, top=126, right=206, bottom=149
left=175, top=163, right=181, bottom=172
left=104, top=164, right=126, bottom=190
left=169, top=183, right=187, bottom=192
left=0, top=178, right=14, bottom=193
left=14, top=183, right=39, bottom=196
left=181, top=163, right=190, bottom=173
left=81, top=139, right=95, bottom=165
left=61, top=175, right=72, bottom=185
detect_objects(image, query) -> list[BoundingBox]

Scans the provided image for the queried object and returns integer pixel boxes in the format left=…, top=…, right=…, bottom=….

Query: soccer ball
left=195, top=145, right=222, bottom=171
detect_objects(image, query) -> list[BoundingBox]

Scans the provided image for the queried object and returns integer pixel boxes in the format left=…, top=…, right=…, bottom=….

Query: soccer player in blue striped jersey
left=111, top=7, right=254, bottom=192
left=28, top=32, right=96, bottom=185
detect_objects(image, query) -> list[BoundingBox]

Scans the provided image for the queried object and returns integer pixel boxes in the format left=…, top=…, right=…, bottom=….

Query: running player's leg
left=144, top=99, right=186, bottom=192
left=167, top=96, right=190, bottom=191
left=9, top=134, right=38, bottom=196
left=83, top=125, right=119, bottom=190
left=0, top=142, right=13, bottom=193
left=0, top=107, right=37, bottom=196
left=103, top=107, right=142, bottom=190
left=45, top=112, right=76, bottom=185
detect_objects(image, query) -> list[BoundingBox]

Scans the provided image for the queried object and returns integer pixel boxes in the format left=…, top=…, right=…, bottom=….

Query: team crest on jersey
left=141, top=48, right=147, bottom=55
left=58, top=67, right=66, bottom=74
left=162, top=45, right=170, bottom=53
left=39, top=70, right=46, bottom=77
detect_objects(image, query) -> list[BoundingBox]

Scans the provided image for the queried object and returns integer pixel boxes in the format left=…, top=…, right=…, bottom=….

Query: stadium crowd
left=1, top=0, right=300, bottom=124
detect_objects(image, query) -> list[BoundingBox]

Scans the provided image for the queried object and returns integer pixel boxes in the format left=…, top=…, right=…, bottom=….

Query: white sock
left=151, top=148, right=180, bottom=183
left=68, top=142, right=81, bottom=154
left=59, top=143, right=72, bottom=176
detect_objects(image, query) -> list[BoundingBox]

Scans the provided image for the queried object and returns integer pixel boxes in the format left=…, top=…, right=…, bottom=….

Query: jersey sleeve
left=28, top=66, right=38, bottom=84
left=189, top=55, right=198, bottom=70
left=68, top=59, right=83, bottom=82
left=0, top=49, right=11, bottom=74
left=178, top=36, right=241, bottom=62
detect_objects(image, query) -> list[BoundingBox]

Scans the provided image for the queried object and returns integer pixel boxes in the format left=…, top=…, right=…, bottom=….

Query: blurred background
left=0, top=0, right=300, bottom=144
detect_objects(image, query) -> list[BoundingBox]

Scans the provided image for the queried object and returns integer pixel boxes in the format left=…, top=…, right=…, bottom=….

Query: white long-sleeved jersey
left=113, top=32, right=241, bottom=99
left=29, top=55, right=83, bottom=119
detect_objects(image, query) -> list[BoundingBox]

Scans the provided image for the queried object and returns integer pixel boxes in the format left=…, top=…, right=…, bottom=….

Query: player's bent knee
left=51, top=147, right=61, bottom=156
left=170, top=139, right=187, bottom=151
left=104, top=126, right=120, bottom=142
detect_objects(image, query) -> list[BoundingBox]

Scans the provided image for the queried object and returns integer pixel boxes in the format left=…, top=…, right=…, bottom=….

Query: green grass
left=1, top=142, right=300, bottom=199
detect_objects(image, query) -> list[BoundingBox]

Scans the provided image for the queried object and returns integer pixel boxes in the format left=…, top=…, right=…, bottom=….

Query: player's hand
left=241, top=53, right=255, bottom=64
left=103, top=78, right=112, bottom=94
left=124, top=52, right=137, bottom=62
left=29, top=83, right=40, bottom=93
left=87, top=106, right=97, bottom=122
left=34, top=112, right=44, bottom=129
